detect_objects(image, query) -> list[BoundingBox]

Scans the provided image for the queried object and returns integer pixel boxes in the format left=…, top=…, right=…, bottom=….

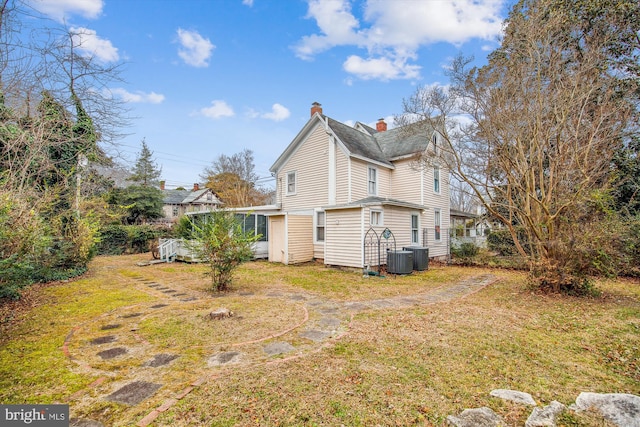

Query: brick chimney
left=311, top=102, right=323, bottom=117
left=376, top=118, right=387, bottom=132
left=193, top=183, right=199, bottom=191
left=159, top=180, right=165, bottom=190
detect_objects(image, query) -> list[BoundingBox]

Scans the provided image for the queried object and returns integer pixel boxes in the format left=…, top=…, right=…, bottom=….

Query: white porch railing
left=158, top=238, right=178, bottom=262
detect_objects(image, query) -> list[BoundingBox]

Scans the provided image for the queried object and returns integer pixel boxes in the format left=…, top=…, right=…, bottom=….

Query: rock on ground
left=447, top=407, right=503, bottom=427
left=573, top=392, right=640, bottom=427
left=490, top=389, right=537, bottom=406
left=525, top=401, right=566, bottom=427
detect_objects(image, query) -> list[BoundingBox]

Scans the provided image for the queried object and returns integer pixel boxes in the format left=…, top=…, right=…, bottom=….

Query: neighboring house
left=161, top=182, right=222, bottom=220
left=450, top=209, right=489, bottom=248
left=260, top=102, right=451, bottom=268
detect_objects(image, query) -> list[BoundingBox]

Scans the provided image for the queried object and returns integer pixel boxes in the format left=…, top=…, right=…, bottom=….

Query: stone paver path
left=62, top=269, right=497, bottom=426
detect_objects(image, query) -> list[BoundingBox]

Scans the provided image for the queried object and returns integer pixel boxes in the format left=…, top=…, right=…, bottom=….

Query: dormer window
left=432, top=133, right=438, bottom=154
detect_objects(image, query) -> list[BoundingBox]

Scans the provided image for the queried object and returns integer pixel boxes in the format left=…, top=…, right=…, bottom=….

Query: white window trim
left=434, top=209, right=442, bottom=241
left=368, top=166, right=378, bottom=196
left=315, top=210, right=326, bottom=243
left=433, top=165, right=441, bottom=194
left=370, top=209, right=383, bottom=226
left=286, top=171, right=297, bottom=196
left=411, top=213, right=419, bottom=245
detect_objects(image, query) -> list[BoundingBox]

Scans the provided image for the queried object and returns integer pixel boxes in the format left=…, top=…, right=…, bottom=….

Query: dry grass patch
left=1, top=254, right=638, bottom=426
left=158, top=270, right=639, bottom=427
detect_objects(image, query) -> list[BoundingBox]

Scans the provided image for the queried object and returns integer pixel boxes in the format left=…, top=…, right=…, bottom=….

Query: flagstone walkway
left=63, top=270, right=497, bottom=427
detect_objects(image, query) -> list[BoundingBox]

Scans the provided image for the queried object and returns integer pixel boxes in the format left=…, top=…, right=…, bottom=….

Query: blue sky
left=27, top=0, right=513, bottom=189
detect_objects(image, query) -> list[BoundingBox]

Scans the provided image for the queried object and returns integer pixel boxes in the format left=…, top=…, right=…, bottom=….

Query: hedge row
left=96, top=224, right=173, bottom=255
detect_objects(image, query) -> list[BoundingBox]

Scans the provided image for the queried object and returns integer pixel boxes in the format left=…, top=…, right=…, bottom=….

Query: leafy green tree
left=612, top=136, right=640, bottom=216
left=128, top=139, right=162, bottom=187
left=108, top=185, right=164, bottom=225
left=187, top=210, right=259, bottom=292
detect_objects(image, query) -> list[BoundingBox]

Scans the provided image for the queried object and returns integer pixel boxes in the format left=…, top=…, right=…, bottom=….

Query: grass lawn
left=0, top=254, right=638, bottom=426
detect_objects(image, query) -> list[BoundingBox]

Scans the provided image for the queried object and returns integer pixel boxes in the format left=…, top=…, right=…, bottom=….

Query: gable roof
left=182, top=189, right=215, bottom=204
left=270, top=112, right=437, bottom=173
left=327, top=117, right=390, bottom=166
left=163, top=188, right=220, bottom=205
left=375, top=125, right=433, bottom=160
left=163, top=189, right=190, bottom=204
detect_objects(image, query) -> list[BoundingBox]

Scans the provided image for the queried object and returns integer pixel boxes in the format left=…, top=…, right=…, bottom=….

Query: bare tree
left=397, top=0, right=639, bottom=293
left=449, top=177, right=480, bottom=213
left=200, top=149, right=271, bottom=207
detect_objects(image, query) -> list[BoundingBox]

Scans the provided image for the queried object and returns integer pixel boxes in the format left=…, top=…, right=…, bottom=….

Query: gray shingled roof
left=324, top=196, right=428, bottom=211
left=163, top=189, right=190, bottom=204
left=375, top=125, right=432, bottom=160
left=182, top=189, right=212, bottom=204
left=327, top=117, right=390, bottom=166
left=163, top=188, right=220, bottom=205
left=326, top=116, right=433, bottom=165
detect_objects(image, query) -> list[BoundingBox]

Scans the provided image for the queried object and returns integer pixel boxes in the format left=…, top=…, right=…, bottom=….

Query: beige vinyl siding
left=287, top=215, right=314, bottom=264
left=313, top=243, right=324, bottom=261
left=279, top=124, right=330, bottom=211
left=421, top=165, right=450, bottom=258
left=378, top=167, right=391, bottom=198
left=390, top=159, right=422, bottom=204
left=325, top=208, right=363, bottom=268
left=335, top=149, right=350, bottom=205
left=350, top=159, right=392, bottom=200
left=350, top=159, right=369, bottom=201
left=379, top=206, right=416, bottom=248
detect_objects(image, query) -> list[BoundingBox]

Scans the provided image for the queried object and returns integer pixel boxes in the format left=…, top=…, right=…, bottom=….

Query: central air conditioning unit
left=386, top=250, right=413, bottom=274
left=402, top=246, right=429, bottom=271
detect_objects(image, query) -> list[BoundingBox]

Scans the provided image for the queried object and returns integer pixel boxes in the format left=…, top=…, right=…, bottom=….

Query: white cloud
left=200, top=100, right=235, bottom=119
left=242, top=0, right=254, bottom=6
left=262, top=104, right=290, bottom=121
left=343, top=55, right=420, bottom=81
left=294, top=0, right=505, bottom=81
left=293, top=0, right=364, bottom=60
left=28, top=0, right=103, bottom=21
left=109, top=88, right=165, bottom=104
left=176, top=28, right=215, bottom=68
left=246, top=104, right=291, bottom=121
left=70, top=27, right=119, bottom=62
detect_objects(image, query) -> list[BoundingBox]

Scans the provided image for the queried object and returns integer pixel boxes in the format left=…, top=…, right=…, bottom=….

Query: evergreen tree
left=128, top=139, right=162, bottom=187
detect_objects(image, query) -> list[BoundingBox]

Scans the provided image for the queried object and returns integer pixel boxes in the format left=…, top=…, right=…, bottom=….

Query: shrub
left=188, top=210, right=259, bottom=292
left=97, top=224, right=129, bottom=255
left=451, top=242, right=479, bottom=258
left=129, top=225, right=158, bottom=253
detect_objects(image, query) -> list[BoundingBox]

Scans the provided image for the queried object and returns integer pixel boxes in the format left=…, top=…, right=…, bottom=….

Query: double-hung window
left=368, top=166, right=377, bottom=195
left=316, top=211, right=325, bottom=242
left=433, top=166, right=440, bottom=194
left=370, top=209, right=383, bottom=226
left=286, top=171, right=297, bottom=195
left=434, top=209, right=441, bottom=241
left=411, top=214, right=419, bottom=244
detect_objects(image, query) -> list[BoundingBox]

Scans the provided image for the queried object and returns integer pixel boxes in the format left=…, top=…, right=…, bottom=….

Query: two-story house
left=161, top=182, right=222, bottom=221
left=265, top=103, right=450, bottom=268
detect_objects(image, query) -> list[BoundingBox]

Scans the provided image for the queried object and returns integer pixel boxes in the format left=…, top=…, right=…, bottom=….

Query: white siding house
left=263, top=102, right=451, bottom=267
